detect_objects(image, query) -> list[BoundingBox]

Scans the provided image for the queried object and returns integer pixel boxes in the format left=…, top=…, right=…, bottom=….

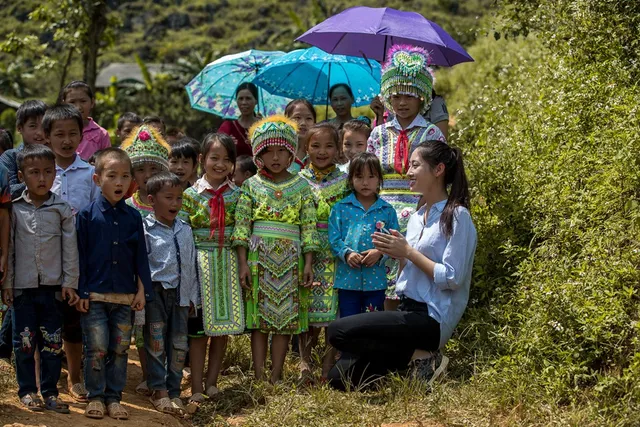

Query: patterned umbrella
left=253, top=47, right=381, bottom=107
left=185, top=50, right=291, bottom=119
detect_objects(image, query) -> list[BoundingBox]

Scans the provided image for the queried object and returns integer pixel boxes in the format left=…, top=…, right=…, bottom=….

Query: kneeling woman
left=327, top=141, right=476, bottom=389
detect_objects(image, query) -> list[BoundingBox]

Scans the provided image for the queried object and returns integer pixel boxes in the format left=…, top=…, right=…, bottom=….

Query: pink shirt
left=78, top=118, right=111, bottom=160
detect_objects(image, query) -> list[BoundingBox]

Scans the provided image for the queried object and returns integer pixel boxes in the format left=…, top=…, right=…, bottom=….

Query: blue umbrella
left=186, top=49, right=291, bottom=119
left=252, top=47, right=381, bottom=107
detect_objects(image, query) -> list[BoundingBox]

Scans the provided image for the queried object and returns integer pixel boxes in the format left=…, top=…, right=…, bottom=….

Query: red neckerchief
left=206, top=183, right=230, bottom=247
left=394, top=129, right=409, bottom=175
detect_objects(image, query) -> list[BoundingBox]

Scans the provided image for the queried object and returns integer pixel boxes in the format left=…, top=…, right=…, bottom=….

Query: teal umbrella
left=253, top=47, right=381, bottom=106
left=186, top=50, right=291, bottom=119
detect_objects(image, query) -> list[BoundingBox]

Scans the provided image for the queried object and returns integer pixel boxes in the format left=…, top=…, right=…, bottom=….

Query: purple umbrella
left=296, top=6, right=473, bottom=66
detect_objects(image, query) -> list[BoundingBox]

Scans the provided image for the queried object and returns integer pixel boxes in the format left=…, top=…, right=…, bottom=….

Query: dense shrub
left=438, top=0, right=640, bottom=415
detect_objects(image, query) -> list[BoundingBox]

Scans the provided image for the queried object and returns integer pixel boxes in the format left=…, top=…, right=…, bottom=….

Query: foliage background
left=2, top=0, right=640, bottom=424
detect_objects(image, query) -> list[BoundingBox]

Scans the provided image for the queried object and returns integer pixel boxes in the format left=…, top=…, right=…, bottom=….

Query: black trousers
left=327, top=298, right=440, bottom=390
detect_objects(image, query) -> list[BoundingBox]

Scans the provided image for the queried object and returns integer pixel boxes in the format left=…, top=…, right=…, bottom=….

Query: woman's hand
left=372, top=230, right=411, bottom=259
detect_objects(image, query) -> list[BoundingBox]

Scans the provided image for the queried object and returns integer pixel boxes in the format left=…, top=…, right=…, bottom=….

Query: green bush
left=437, top=0, right=640, bottom=416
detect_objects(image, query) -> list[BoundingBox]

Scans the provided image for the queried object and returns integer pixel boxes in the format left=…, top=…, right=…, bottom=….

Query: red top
left=218, top=120, right=252, bottom=157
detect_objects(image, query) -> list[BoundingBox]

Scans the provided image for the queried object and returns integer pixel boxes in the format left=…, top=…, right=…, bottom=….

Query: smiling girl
left=366, top=45, right=447, bottom=310
left=178, top=133, right=242, bottom=408
left=298, top=123, right=350, bottom=381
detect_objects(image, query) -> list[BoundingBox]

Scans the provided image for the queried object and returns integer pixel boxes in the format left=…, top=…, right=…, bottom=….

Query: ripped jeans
left=12, top=289, right=64, bottom=398
left=81, top=301, right=132, bottom=404
left=144, top=283, right=188, bottom=398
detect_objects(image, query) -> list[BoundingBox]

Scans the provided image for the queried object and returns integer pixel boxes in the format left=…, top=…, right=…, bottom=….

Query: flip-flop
left=44, top=395, right=70, bottom=414
left=149, top=396, right=177, bottom=415
left=185, top=392, right=206, bottom=414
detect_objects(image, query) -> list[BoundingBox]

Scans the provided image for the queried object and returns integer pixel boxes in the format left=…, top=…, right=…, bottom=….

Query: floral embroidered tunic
left=231, top=173, right=319, bottom=334
left=299, top=166, right=350, bottom=324
left=178, top=178, right=244, bottom=336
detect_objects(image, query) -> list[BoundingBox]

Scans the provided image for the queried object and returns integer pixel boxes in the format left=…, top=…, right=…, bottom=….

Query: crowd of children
left=0, top=44, right=467, bottom=420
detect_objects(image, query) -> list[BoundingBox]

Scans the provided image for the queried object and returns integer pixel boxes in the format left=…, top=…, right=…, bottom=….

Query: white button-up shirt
left=52, top=155, right=99, bottom=215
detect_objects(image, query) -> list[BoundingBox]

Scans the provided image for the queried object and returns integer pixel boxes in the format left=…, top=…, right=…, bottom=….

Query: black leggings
left=327, top=298, right=440, bottom=390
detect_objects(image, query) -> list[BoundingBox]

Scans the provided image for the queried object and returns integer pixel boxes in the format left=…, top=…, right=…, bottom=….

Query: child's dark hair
left=143, top=115, right=165, bottom=127
left=347, top=153, right=383, bottom=192
left=117, top=112, right=142, bottom=130
left=94, top=147, right=131, bottom=175
left=16, top=100, right=48, bottom=128
left=17, top=144, right=56, bottom=172
left=59, top=80, right=94, bottom=103
left=42, top=105, right=84, bottom=135
left=305, top=122, right=339, bottom=148
left=340, top=119, right=372, bottom=142
left=170, top=139, right=199, bottom=164
left=284, top=99, right=317, bottom=122
left=201, top=133, right=236, bottom=171
left=329, top=83, right=354, bottom=100
left=236, top=154, right=257, bottom=175
left=235, top=82, right=259, bottom=103
left=147, top=171, right=182, bottom=196
left=0, top=129, right=13, bottom=152
left=413, top=141, right=470, bottom=237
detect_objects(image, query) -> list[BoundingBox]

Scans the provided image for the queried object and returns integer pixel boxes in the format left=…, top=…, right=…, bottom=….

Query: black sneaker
left=409, top=352, right=449, bottom=385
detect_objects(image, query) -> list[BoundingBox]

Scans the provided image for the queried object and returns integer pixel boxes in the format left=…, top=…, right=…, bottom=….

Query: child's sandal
left=171, top=398, right=187, bottom=417
left=68, top=382, right=89, bottom=403
left=20, top=393, right=44, bottom=412
left=205, top=385, right=220, bottom=397
left=185, top=393, right=206, bottom=414
left=85, top=400, right=105, bottom=419
left=149, top=396, right=177, bottom=415
left=107, top=402, right=129, bottom=420
left=135, top=380, right=150, bottom=395
left=44, top=395, right=70, bottom=414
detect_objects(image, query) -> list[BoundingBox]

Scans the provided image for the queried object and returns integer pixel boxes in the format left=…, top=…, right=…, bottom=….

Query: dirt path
left=0, top=351, right=189, bottom=427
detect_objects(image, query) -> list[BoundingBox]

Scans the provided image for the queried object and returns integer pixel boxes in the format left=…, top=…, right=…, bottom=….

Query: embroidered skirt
left=195, top=228, right=245, bottom=336
left=380, top=173, right=421, bottom=300
left=308, top=223, right=338, bottom=325
left=246, top=221, right=309, bottom=334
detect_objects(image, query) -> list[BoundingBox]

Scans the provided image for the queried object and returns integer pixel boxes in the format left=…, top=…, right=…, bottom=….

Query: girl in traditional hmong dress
left=179, top=133, right=243, bottom=405
left=232, top=116, right=319, bottom=383
left=298, top=123, right=350, bottom=381
left=367, top=45, right=447, bottom=310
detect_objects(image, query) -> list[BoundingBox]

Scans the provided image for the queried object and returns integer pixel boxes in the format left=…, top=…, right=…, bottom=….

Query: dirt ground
left=0, top=351, right=189, bottom=427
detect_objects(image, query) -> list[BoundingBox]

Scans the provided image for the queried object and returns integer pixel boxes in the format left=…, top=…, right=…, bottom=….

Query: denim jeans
left=81, top=301, right=132, bottom=404
left=144, top=284, right=189, bottom=398
left=11, top=289, right=64, bottom=398
left=0, top=306, right=13, bottom=359
left=338, top=289, right=386, bottom=318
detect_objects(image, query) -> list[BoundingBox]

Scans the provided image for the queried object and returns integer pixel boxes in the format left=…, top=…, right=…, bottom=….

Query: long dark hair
left=413, top=141, right=469, bottom=237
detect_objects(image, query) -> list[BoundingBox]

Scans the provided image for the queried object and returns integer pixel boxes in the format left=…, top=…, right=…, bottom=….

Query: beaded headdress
left=121, top=124, right=170, bottom=170
left=381, top=44, right=435, bottom=114
left=249, top=115, right=298, bottom=169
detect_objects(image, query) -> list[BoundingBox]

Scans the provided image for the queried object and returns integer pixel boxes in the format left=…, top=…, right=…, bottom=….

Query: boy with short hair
left=0, top=100, right=49, bottom=199
left=0, top=163, right=12, bottom=367
left=169, top=139, right=200, bottom=189
left=143, top=172, right=199, bottom=415
left=76, top=147, right=153, bottom=420
left=116, top=112, right=142, bottom=146
left=233, top=154, right=257, bottom=188
left=2, top=144, right=79, bottom=413
left=122, top=124, right=171, bottom=395
left=44, top=104, right=99, bottom=402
